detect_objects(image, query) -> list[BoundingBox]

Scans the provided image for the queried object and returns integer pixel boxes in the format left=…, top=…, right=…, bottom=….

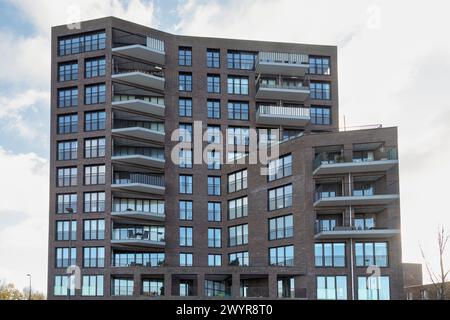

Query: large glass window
left=83, top=219, right=105, bottom=240
left=208, top=228, right=222, bottom=248
left=317, top=276, right=347, bottom=300
left=112, top=278, right=134, bottom=296
left=309, top=56, right=330, bottom=75
left=228, top=224, right=248, bottom=247
left=83, top=247, right=105, bottom=268
left=84, top=192, right=105, bottom=213
left=57, top=114, right=78, bottom=134
left=227, top=51, right=256, bottom=70
left=268, top=184, right=293, bottom=211
left=84, top=165, right=105, bottom=185
left=208, top=202, right=221, bottom=222
left=179, top=200, right=193, bottom=221
left=228, top=169, right=248, bottom=193
left=311, top=106, right=331, bottom=125
left=269, top=215, right=294, bottom=240
left=357, top=276, right=390, bottom=300
left=207, top=49, right=220, bottom=68
left=58, top=31, right=106, bottom=56
left=58, top=88, right=78, bottom=108
left=55, top=247, right=76, bottom=268
left=58, top=140, right=78, bottom=161
left=208, top=176, right=221, bottom=196
left=57, top=167, right=77, bottom=187
left=178, top=47, right=192, bottom=66
left=112, top=252, right=165, bottom=267
left=229, top=251, right=249, bottom=266
left=269, top=245, right=294, bottom=266
left=112, top=198, right=164, bottom=215
left=56, top=220, right=77, bottom=241
left=315, top=243, right=346, bottom=267
left=179, top=72, right=192, bottom=92
left=85, top=57, right=106, bottom=78
left=355, top=242, right=388, bottom=267
left=227, top=76, right=249, bottom=95
left=180, top=227, right=193, bottom=247
left=179, top=98, right=192, bottom=117
left=57, top=193, right=77, bottom=214
left=82, top=275, right=104, bottom=297
left=142, top=279, right=164, bottom=296
left=228, top=196, right=248, bottom=220
left=207, top=99, right=221, bottom=119
left=228, top=101, right=249, bottom=120
left=84, top=137, right=105, bottom=158
left=179, top=175, right=193, bottom=194
left=85, top=84, right=106, bottom=105
left=268, top=154, right=292, bottom=182
left=54, top=275, right=74, bottom=296
left=310, top=82, right=331, bottom=100
left=58, top=61, right=78, bottom=81
left=85, top=111, right=106, bottom=131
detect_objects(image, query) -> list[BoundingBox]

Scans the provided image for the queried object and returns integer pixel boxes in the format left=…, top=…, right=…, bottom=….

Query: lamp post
left=26, top=274, right=32, bottom=300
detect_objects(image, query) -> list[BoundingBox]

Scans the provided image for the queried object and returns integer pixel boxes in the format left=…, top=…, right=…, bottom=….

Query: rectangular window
left=56, top=247, right=76, bottom=268
left=227, top=51, right=256, bottom=70
left=315, top=243, right=346, bottom=267
left=269, top=215, right=294, bottom=240
left=85, top=83, right=106, bottom=105
left=268, top=184, right=293, bottom=211
left=58, top=61, right=78, bottom=81
left=179, top=148, right=193, bottom=169
left=227, top=127, right=249, bottom=145
left=112, top=198, right=164, bottom=215
left=57, top=167, right=77, bottom=187
left=229, top=251, right=249, bottom=266
left=85, top=57, right=106, bottom=78
left=180, top=227, right=193, bottom=247
left=178, top=123, right=192, bottom=142
left=207, top=49, right=220, bottom=68
left=228, top=101, right=249, bottom=120
left=179, top=175, right=193, bottom=194
left=83, top=219, right=105, bottom=240
left=58, top=31, right=106, bottom=56
left=179, top=98, right=192, bottom=117
left=112, top=278, right=134, bottom=296
left=179, top=72, right=192, bottom=92
left=228, top=224, right=248, bottom=247
left=207, top=150, right=221, bottom=170
left=208, top=202, right=221, bottom=222
left=54, top=275, right=74, bottom=296
left=208, top=228, right=222, bottom=248
left=228, top=196, right=248, bottom=220
left=112, top=252, right=165, bottom=267
left=208, top=176, right=221, bottom=196
left=207, top=74, right=221, bottom=93
left=179, top=200, right=193, bottom=221
left=227, top=76, right=249, bottom=95
left=84, top=192, right=105, bottom=213
left=84, top=165, right=105, bottom=185
left=269, top=245, right=294, bottom=266
left=179, top=253, right=193, bottom=267
left=357, top=276, right=390, bottom=300
left=268, top=154, right=292, bottom=182
left=56, top=220, right=77, bottom=241
left=309, top=56, right=331, bottom=75
left=142, top=279, right=164, bottom=296
left=228, top=169, right=248, bottom=193
left=58, top=88, right=78, bottom=108
left=178, top=47, right=192, bottom=66
left=57, top=193, right=77, bottom=214
left=57, top=114, right=78, bottom=134
left=207, top=99, right=221, bottom=119
left=317, top=276, right=348, bottom=300
left=85, top=111, right=106, bottom=131
left=207, top=125, right=221, bottom=144
left=82, top=275, right=104, bottom=296
left=57, top=140, right=77, bottom=161
left=310, top=82, right=331, bottom=100
left=83, top=247, right=105, bottom=268
left=84, top=137, right=105, bottom=158
left=311, top=106, right=331, bottom=125
left=355, top=242, right=388, bottom=267
left=208, top=254, right=222, bottom=267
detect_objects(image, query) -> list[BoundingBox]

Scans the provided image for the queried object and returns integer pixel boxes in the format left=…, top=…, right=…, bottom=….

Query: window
left=143, top=279, right=164, bottom=296
left=207, top=150, right=221, bottom=170
left=269, top=215, right=294, bottom=240
left=179, top=72, right=192, bottom=92
left=54, top=275, right=74, bottom=296
left=228, top=101, right=249, bottom=120
left=84, top=192, right=105, bottom=213
left=228, top=169, right=248, bottom=193
left=355, top=242, right=388, bottom=267
left=207, top=99, right=221, bottom=119
left=57, top=114, right=78, bottom=134
left=58, top=140, right=77, bottom=160
left=354, top=213, right=376, bottom=230
left=317, top=276, right=347, bottom=300
left=58, top=31, right=106, bottom=56
left=227, top=127, right=249, bottom=145
left=84, top=137, right=105, bottom=158
left=208, top=228, right=221, bottom=248
left=113, top=198, right=164, bottom=215
left=268, top=184, right=293, bottom=211
left=208, top=254, right=222, bottom=267
left=258, top=128, right=279, bottom=144
left=58, top=61, right=78, bottom=81
left=207, top=74, right=221, bottom=93
left=83, top=219, right=105, bottom=240
left=179, top=123, right=192, bottom=142
left=179, top=149, right=192, bottom=169
left=83, top=247, right=105, bottom=268
left=205, top=280, right=228, bottom=297
left=227, top=152, right=248, bottom=164
left=207, top=49, right=220, bottom=68
left=310, top=82, right=331, bottom=100
left=112, top=278, right=134, bottom=296
left=84, top=165, right=105, bottom=185
left=82, top=275, right=104, bottom=296
left=207, top=125, right=221, bottom=143
left=180, top=227, right=193, bottom=247
left=179, top=200, right=193, bottom=221
left=311, top=106, right=331, bottom=125
left=208, top=176, right=221, bottom=196
left=56, top=220, right=77, bottom=241
left=227, top=51, right=255, bottom=70
left=85, top=57, right=106, bottom=78
left=56, top=247, right=76, bottom=268
left=85, top=84, right=106, bottom=105
left=268, top=154, right=292, bottom=182
left=179, top=253, right=193, bottom=267
left=309, top=56, right=330, bottom=75
left=57, top=193, right=77, bottom=214
left=85, top=111, right=106, bottom=131
left=228, top=224, right=248, bottom=247
left=357, top=276, right=390, bottom=300
left=229, top=251, right=249, bottom=266
left=112, top=252, right=165, bottom=267
left=179, top=98, right=192, bottom=117
left=58, top=88, right=78, bottom=108
left=208, top=202, right=221, bottom=222
left=269, top=245, right=294, bottom=266
left=179, top=175, right=193, bottom=194
left=315, top=243, right=346, bottom=267
left=227, top=76, right=249, bottom=95
left=178, top=47, right=192, bottom=66
left=228, top=196, right=248, bottom=220
left=57, top=166, right=78, bottom=187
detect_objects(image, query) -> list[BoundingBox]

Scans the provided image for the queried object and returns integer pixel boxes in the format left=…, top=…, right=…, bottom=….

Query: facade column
left=231, top=273, right=240, bottom=298
left=164, top=273, right=172, bottom=297
left=268, top=273, right=278, bottom=298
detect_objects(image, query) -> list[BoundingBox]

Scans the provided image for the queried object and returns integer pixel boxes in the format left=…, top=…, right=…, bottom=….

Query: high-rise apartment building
left=48, top=16, right=403, bottom=299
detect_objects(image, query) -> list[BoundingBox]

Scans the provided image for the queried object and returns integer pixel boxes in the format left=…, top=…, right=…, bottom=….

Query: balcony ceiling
left=111, top=211, right=166, bottom=222
left=111, top=239, right=166, bottom=249
left=112, top=72, right=165, bottom=91
left=112, top=155, right=165, bottom=169
left=112, top=127, right=165, bottom=144
left=112, top=100, right=165, bottom=117
left=111, top=183, right=165, bottom=195
left=112, top=44, right=165, bottom=65
left=256, top=61, right=309, bottom=77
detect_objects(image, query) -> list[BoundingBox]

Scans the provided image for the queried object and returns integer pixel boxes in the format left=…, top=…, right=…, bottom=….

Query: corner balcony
left=112, top=36, right=165, bottom=65
left=112, top=209, right=165, bottom=222
left=256, top=105, right=310, bottom=126
left=256, top=52, right=309, bottom=77
left=112, top=172, right=165, bottom=195
left=112, top=147, right=165, bottom=169
left=313, top=192, right=399, bottom=208
left=112, top=120, right=165, bottom=144
left=111, top=227, right=165, bottom=249
left=112, top=56, right=165, bottom=91
left=112, top=99, right=165, bottom=117
left=256, top=79, right=310, bottom=102
left=314, top=224, right=400, bottom=240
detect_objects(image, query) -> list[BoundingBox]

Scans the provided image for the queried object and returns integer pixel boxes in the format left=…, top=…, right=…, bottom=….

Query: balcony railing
left=113, top=172, right=165, bottom=187
left=258, top=105, right=310, bottom=118
left=257, top=79, right=309, bottom=91
left=258, top=52, right=309, bottom=65
left=113, top=146, right=165, bottom=159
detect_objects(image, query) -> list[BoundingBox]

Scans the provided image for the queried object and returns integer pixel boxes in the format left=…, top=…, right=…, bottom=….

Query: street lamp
left=26, top=274, right=32, bottom=300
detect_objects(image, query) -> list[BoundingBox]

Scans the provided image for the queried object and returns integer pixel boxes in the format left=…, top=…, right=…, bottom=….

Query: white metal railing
left=258, top=52, right=308, bottom=65
left=147, top=37, right=165, bottom=53
left=259, top=105, right=310, bottom=118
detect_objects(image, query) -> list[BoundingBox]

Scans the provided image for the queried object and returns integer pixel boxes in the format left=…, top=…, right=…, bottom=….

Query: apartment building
left=48, top=16, right=403, bottom=300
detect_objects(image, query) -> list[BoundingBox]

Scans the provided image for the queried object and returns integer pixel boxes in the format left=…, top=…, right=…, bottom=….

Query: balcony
left=112, top=209, right=165, bottom=222
left=111, top=226, right=165, bottom=249
left=112, top=172, right=165, bottom=195
left=112, top=99, right=165, bottom=117
left=112, top=120, right=165, bottom=143
left=256, top=52, right=309, bottom=77
left=113, top=36, right=165, bottom=65
left=112, top=147, right=165, bottom=169
left=112, top=56, right=165, bottom=91
left=256, top=104, right=310, bottom=126
left=256, top=78, right=310, bottom=102
left=314, top=223, right=400, bottom=240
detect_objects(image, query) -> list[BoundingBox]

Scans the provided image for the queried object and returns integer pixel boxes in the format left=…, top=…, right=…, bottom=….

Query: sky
left=0, top=0, right=449, bottom=295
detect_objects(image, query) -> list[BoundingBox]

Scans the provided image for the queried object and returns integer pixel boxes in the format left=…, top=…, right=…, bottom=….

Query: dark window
left=58, top=31, right=106, bottom=56
left=84, top=165, right=106, bottom=185
left=84, top=192, right=105, bottom=213
left=85, top=57, right=106, bottom=78
left=178, top=47, right=192, bottom=66
left=179, top=98, right=192, bottom=117
left=228, top=196, right=248, bottom=220
left=311, top=106, right=331, bottom=125
left=207, top=74, right=221, bottom=93
left=269, top=215, right=294, bottom=240
left=56, top=220, right=77, bottom=241
left=84, top=137, right=105, bottom=158
left=269, top=245, right=294, bottom=266
left=310, top=82, right=331, bottom=100
left=57, top=167, right=77, bottom=187
left=180, top=227, right=193, bottom=247
left=228, top=224, right=248, bottom=247
left=227, top=76, right=249, bottom=95
left=179, top=175, right=193, bottom=194
left=58, top=61, right=78, bottom=81
left=207, top=99, right=220, bottom=119
left=179, top=200, right=193, bottom=221
left=309, top=56, right=331, bottom=75
left=208, top=202, right=221, bottom=222
left=58, top=88, right=78, bottom=108
left=56, top=193, right=77, bottom=214
left=227, top=51, right=256, bottom=70
left=57, top=114, right=78, bottom=134
left=57, top=140, right=77, bottom=161
left=268, top=154, right=292, bottom=182
left=315, top=243, right=346, bottom=267
left=207, top=49, right=220, bottom=68
left=179, top=72, right=192, bottom=92
left=227, top=101, right=249, bottom=120
left=85, top=84, right=106, bottom=104
left=83, top=247, right=105, bottom=268
left=268, top=184, right=293, bottom=211
left=85, top=111, right=106, bottom=132
left=83, top=219, right=105, bottom=240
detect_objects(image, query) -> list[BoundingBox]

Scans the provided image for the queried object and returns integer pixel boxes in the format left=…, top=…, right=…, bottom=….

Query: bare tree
left=420, top=225, right=450, bottom=300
